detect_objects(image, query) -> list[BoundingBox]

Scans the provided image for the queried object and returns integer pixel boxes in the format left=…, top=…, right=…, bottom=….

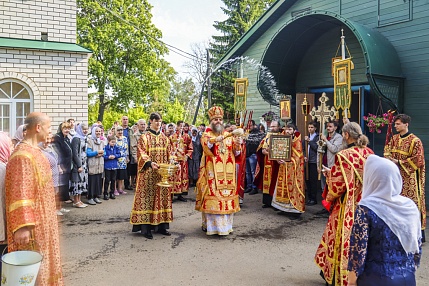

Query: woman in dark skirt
left=86, top=125, right=105, bottom=205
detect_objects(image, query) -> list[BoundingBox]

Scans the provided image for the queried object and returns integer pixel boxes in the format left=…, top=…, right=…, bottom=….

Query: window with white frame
left=0, top=79, right=33, bottom=136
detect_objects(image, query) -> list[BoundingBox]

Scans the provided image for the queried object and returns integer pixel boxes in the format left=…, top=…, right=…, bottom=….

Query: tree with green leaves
left=209, top=0, right=275, bottom=118
left=77, top=0, right=175, bottom=121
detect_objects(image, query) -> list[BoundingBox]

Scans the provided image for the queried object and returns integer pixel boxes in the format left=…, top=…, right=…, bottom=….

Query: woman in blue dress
left=348, top=155, right=422, bottom=286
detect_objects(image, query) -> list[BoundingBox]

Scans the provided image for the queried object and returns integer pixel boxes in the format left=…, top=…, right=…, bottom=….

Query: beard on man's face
left=210, top=121, right=224, bottom=134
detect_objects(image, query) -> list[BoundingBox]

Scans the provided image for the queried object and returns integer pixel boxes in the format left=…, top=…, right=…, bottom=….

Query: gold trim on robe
left=315, top=146, right=373, bottom=286
left=384, top=133, right=426, bottom=229
left=6, top=143, right=64, bottom=285
left=195, top=130, right=240, bottom=215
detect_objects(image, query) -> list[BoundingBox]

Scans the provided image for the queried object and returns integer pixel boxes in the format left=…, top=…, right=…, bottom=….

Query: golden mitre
left=208, top=105, right=224, bottom=121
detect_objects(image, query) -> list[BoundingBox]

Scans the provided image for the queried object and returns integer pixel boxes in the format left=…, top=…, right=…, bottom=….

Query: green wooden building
left=219, top=0, right=428, bottom=202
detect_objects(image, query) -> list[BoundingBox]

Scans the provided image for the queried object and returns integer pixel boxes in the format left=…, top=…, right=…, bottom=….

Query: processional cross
left=310, top=92, right=337, bottom=178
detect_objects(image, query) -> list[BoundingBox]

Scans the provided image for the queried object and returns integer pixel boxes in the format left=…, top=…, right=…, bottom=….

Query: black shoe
left=157, top=229, right=171, bottom=236
left=315, top=208, right=329, bottom=215
left=262, top=204, right=271, bottom=208
left=201, top=227, right=207, bottom=232
left=143, top=232, right=153, bottom=239
left=103, top=194, right=109, bottom=200
left=306, top=200, right=317, bottom=206
left=177, top=196, right=187, bottom=202
left=249, top=189, right=259, bottom=195
left=244, top=188, right=252, bottom=193
left=109, top=193, right=116, bottom=200
left=125, top=185, right=133, bottom=190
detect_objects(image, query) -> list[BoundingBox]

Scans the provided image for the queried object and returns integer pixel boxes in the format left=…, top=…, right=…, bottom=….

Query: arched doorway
left=258, top=11, right=403, bottom=153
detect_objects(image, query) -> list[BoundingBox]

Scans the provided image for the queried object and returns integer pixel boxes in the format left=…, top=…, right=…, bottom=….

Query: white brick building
left=0, top=0, right=90, bottom=135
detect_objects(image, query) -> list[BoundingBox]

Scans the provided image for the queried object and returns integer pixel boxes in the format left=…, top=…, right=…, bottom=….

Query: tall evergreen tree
left=209, top=0, right=275, bottom=119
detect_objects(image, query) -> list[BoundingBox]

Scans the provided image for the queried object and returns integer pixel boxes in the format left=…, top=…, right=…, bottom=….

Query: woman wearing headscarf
left=70, top=123, right=89, bottom=208
left=40, top=133, right=70, bottom=216
left=86, top=125, right=105, bottom=205
left=114, top=126, right=128, bottom=195
left=348, top=155, right=422, bottom=286
left=0, top=132, right=12, bottom=272
left=53, top=122, right=73, bottom=204
left=12, top=124, right=26, bottom=147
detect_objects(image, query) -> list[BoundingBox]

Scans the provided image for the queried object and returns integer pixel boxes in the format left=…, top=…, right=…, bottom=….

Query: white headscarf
left=91, top=125, right=101, bottom=144
left=359, top=155, right=421, bottom=254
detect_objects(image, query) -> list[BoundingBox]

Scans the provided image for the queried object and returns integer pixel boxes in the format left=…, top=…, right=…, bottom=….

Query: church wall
left=296, top=29, right=367, bottom=91
left=0, top=48, right=89, bottom=129
left=341, top=0, right=429, bottom=141
left=238, top=0, right=429, bottom=204
left=0, top=0, right=76, bottom=43
left=240, top=0, right=340, bottom=122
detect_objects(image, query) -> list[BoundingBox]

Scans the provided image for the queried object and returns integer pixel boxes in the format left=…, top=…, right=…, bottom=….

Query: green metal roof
left=0, top=37, right=92, bottom=53
left=217, top=0, right=298, bottom=66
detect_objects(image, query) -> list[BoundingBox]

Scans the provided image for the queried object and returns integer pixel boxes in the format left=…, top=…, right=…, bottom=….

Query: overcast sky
left=147, top=0, right=227, bottom=77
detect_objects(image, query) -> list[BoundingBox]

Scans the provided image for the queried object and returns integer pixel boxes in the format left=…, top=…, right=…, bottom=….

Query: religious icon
left=268, top=134, right=292, bottom=161
left=237, top=83, right=245, bottom=95
left=234, top=78, right=248, bottom=112
left=280, top=98, right=291, bottom=120
left=336, top=67, right=347, bottom=85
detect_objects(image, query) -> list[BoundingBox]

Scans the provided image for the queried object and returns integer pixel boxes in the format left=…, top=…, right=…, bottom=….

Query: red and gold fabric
left=170, top=132, right=193, bottom=195
left=273, top=132, right=305, bottom=212
left=384, top=133, right=426, bottom=229
left=5, top=143, right=64, bottom=285
left=315, top=146, right=373, bottom=286
left=195, top=129, right=241, bottom=214
left=130, top=131, right=173, bottom=225
left=236, top=143, right=246, bottom=199
left=254, top=133, right=279, bottom=197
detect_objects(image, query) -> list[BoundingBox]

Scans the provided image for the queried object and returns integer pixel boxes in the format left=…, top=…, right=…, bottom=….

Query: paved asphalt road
left=60, top=188, right=429, bottom=286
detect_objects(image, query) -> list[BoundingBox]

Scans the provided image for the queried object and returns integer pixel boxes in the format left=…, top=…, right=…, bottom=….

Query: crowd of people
left=0, top=109, right=425, bottom=285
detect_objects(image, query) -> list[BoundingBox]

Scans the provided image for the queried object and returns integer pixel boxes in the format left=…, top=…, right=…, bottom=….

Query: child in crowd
left=103, top=135, right=120, bottom=200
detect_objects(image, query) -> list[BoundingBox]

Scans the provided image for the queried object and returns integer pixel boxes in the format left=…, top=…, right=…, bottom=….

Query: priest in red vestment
left=170, top=120, right=193, bottom=202
left=384, top=114, right=426, bottom=234
left=315, top=122, right=373, bottom=286
left=5, top=112, right=64, bottom=285
left=254, top=121, right=281, bottom=208
left=130, top=112, right=174, bottom=239
left=271, top=123, right=305, bottom=215
left=195, top=106, right=242, bottom=235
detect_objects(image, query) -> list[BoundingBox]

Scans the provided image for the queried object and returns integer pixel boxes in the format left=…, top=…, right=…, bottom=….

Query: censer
left=156, top=163, right=178, bottom=187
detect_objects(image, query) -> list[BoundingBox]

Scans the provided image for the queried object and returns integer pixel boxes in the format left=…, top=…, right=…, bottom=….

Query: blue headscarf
left=74, top=123, right=87, bottom=140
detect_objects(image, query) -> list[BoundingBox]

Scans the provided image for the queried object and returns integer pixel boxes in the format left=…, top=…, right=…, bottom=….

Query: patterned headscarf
left=0, top=132, right=12, bottom=164
left=74, top=123, right=87, bottom=140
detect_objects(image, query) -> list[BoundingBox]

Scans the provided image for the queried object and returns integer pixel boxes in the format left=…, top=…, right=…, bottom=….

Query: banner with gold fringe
left=234, top=78, right=248, bottom=112
left=333, top=58, right=353, bottom=116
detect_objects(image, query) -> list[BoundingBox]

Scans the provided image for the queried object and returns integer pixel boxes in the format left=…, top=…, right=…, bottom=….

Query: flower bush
left=261, top=111, right=277, bottom=121
left=363, top=113, right=389, bottom=133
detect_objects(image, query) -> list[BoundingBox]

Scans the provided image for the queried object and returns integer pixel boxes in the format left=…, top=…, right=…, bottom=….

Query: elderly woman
left=53, top=122, right=73, bottom=204
left=0, top=132, right=12, bottom=270
left=40, top=133, right=70, bottom=216
left=115, top=126, right=128, bottom=195
left=70, top=123, right=89, bottom=208
left=348, top=155, right=422, bottom=286
left=86, top=125, right=105, bottom=205
left=12, top=124, right=26, bottom=147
